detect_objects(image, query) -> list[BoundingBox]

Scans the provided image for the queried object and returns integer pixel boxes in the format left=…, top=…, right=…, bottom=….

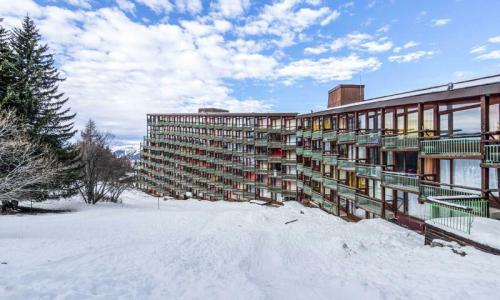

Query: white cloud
left=116, top=0, right=135, bottom=14
left=476, top=50, right=500, bottom=60
left=327, top=33, right=393, bottom=53
left=304, top=45, right=328, bottom=55
left=432, top=18, right=451, bottom=26
left=470, top=45, right=487, bottom=54
left=361, top=40, right=393, bottom=52
left=393, top=41, right=419, bottom=53
left=175, top=0, right=202, bottom=14
left=66, top=0, right=92, bottom=9
left=388, top=50, right=436, bottom=63
left=488, top=36, right=500, bottom=43
left=213, top=0, right=250, bottom=18
left=277, top=54, right=381, bottom=82
left=135, top=0, right=173, bottom=14
left=377, top=24, right=390, bottom=33
left=320, top=10, right=340, bottom=26
left=240, top=0, right=333, bottom=47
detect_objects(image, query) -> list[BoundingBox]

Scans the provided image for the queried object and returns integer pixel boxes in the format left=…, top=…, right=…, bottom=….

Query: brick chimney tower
left=327, top=84, right=364, bottom=108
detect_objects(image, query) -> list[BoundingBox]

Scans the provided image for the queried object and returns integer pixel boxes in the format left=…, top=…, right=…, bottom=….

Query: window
left=439, top=102, right=481, bottom=136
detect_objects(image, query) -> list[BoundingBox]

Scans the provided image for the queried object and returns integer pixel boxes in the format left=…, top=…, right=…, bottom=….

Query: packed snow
left=1, top=190, right=500, bottom=300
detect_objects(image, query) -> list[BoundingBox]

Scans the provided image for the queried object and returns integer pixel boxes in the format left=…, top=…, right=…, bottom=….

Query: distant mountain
left=111, top=144, right=141, bottom=161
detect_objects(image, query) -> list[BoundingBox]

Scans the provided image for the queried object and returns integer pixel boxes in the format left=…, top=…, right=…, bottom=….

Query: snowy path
left=1, top=190, right=500, bottom=300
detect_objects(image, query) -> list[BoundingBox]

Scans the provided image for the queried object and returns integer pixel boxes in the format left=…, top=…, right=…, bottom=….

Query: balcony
left=355, top=165, right=381, bottom=179
left=312, top=130, right=323, bottom=140
left=311, top=170, right=323, bottom=182
left=356, top=132, right=381, bottom=146
left=485, top=144, right=500, bottom=165
left=323, top=177, right=337, bottom=190
left=303, top=130, right=312, bottom=138
left=268, top=156, right=282, bottom=163
left=303, top=149, right=312, bottom=157
left=338, top=131, right=356, bottom=143
left=303, top=185, right=313, bottom=196
left=322, top=131, right=337, bottom=142
left=355, top=194, right=382, bottom=215
left=297, top=180, right=304, bottom=189
left=282, top=144, right=296, bottom=150
left=337, top=159, right=355, bottom=171
left=312, top=191, right=323, bottom=203
left=323, top=155, right=337, bottom=165
left=312, top=150, right=323, bottom=161
left=268, top=141, right=282, bottom=148
left=419, top=184, right=480, bottom=200
left=381, top=134, right=418, bottom=150
left=296, top=130, right=303, bottom=137
left=268, top=127, right=282, bottom=133
left=296, top=147, right=304, bottom=155
left=420, top=137, right=481, bottom=158
left=303, top=167, right=312, bottom=177
left=255, top=139, right=267, bottom=147
left=337, top=184, right=356, bottom=200
left=381, top=171, right=419, bottom=193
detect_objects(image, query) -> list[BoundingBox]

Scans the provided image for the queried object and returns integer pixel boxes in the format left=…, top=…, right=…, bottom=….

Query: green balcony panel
left=303, top=167, right=312, bottom=177
left=322, top=131, right=337, bottom=142
left=303, top=149, right=312, bottom=157
left=296, top=130, right=303, bottom=137
left=337, top=159, right=355, bottom=171
left=382, top=134, right=418, bottom=149
left=338, top=131, right=356, bottom=143
left=303, top=186, right=313, bottom=196
left=338, top=184, right=356, bottom=200
left=268, top=156, right=282, bottom=163
left=381, top=171, right=419, bottom=193
left=420, top=137, right=480, bottom=157
left=255, top=140, right=267, bottom=146
left=297, top=164, right=304, bottom=172
left=355, top=165, right=381, bottom=179
left=303, top=130, right=312, bottom=138
left=312, top=130, right=323, bottom=140
left=485, top=144, right=500, bottom=163
left=355, top=194, right=382, bottom=215
left=323, top=178, right=337, bottom=190
left=296, top=147, right=304, bottom=155
left=356, top=132, right=381, bottom=146
left=312, top=151, right=323, bottom=161
left=312, top=191, right=323, bottom=203
left=268, top=141, right=282, bottom=148
left=419, top=184, right=479, bottom=200
left=323, top=155, right=337, bottom=165
left=297, top=181, right=304, bottom=189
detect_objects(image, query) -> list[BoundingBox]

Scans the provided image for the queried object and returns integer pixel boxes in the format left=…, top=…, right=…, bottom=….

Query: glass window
left=453, top=159, right=481, bottom=188
left=490, top=103, right=500, bottom=132
left=423, top=108, right=435, bottom=136
left=440, top=160, right=451, bottom=184
left=407, top=111, right=418, bottom=133
left=385, top=111, right=394, bottom=132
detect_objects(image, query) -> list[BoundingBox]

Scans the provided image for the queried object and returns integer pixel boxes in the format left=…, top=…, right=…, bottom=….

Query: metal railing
left=355, top=165, right=381, bottom=179
left=338, top=131, right=356, bottom=143
left=356, top=132, right=381, bottom=145
left=424, top=196, right=488, bottom=234
left=420, top=137, right=480, bottom=156
left=382, top=133, right=418, bottom=149
left=323, top=155, right=337, bottom=165
left=323, top=131, right=337, bottom=141
left=381, top=171, right=419, bottom=192
left=323, top=177, right=337, bottom=190
left=338, top=184, right=356, bottom=200
left=337, top=159, right=356, bottom=171
left=485, top=144, right=500, bottom=163
left=355, top=194, right=383, bottom=215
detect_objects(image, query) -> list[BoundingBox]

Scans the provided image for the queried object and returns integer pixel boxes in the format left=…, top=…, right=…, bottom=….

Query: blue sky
left=1, top=0, right=499, bottom=144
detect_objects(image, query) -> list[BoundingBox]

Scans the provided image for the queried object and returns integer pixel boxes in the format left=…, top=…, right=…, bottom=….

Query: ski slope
left=1, top=190, right=499, bottom=300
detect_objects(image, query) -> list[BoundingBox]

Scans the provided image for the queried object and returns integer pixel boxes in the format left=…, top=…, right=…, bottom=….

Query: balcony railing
left=312, top=150, right=322, bottom=161
left=419, top=184, right=479, bottom=200
left=312, top=130, right=323, bottom=140
left=381, top=171, right=419, bottom=193
left=323, top=178, right=337, bottom=190
left=355, top=165, right=381, bottom=179
left=312, top=191, right=323, bottom=203
left=268, top=141, right=282, bottom=148
left=338, top=131, right=356, bottom=143
left=355, top=194, right=382, bottom=215
left=303, top=167, right=313, bottom=177
left=303, top=186, right=313, bottom=196
left=322, top=131, right=337, bottom=142
left=485, top=144, right=500, bottom=163
left=424, top=196, right=488, bottom=234
left=420, top=137, right=481, bottom=157
left=303, top=130, right=312, bottom=138
left=323, top=155, right=337, bottom=165
left=303, top=149, right=312, bottom=157
left=337, top=159, right=355, bottom=171
left=382, top=133, right=418, bottom=150
left=356, top=132, right=381, bottom=146
left=338, top=184, right=356, bottom=200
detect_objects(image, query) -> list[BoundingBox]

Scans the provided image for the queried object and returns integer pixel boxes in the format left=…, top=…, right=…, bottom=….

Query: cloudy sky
left=1, top=0, right=499, bottom=145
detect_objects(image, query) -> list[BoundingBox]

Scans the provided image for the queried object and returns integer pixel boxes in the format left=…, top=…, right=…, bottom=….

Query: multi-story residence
left=137, top=109, right=298, bottom=203
left=137, top=75, right=500, bottom=253
left=296, top=77, right=500, bottom=232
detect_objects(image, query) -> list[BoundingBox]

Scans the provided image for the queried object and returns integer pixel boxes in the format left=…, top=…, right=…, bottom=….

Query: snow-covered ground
left=1, top=190, right=500, bottom=300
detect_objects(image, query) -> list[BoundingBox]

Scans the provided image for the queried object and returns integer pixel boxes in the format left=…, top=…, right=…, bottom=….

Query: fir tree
left=7, top=16, right=79, bottom=198
left=0, top=21, right=18, bottom=106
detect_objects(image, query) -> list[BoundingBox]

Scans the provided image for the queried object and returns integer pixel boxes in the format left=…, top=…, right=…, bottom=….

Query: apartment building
left=296, top=77, right=500, bottom=233
left=137, top=111, right=298, bottom=202
left=136, top=75, right=500, bottom=251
